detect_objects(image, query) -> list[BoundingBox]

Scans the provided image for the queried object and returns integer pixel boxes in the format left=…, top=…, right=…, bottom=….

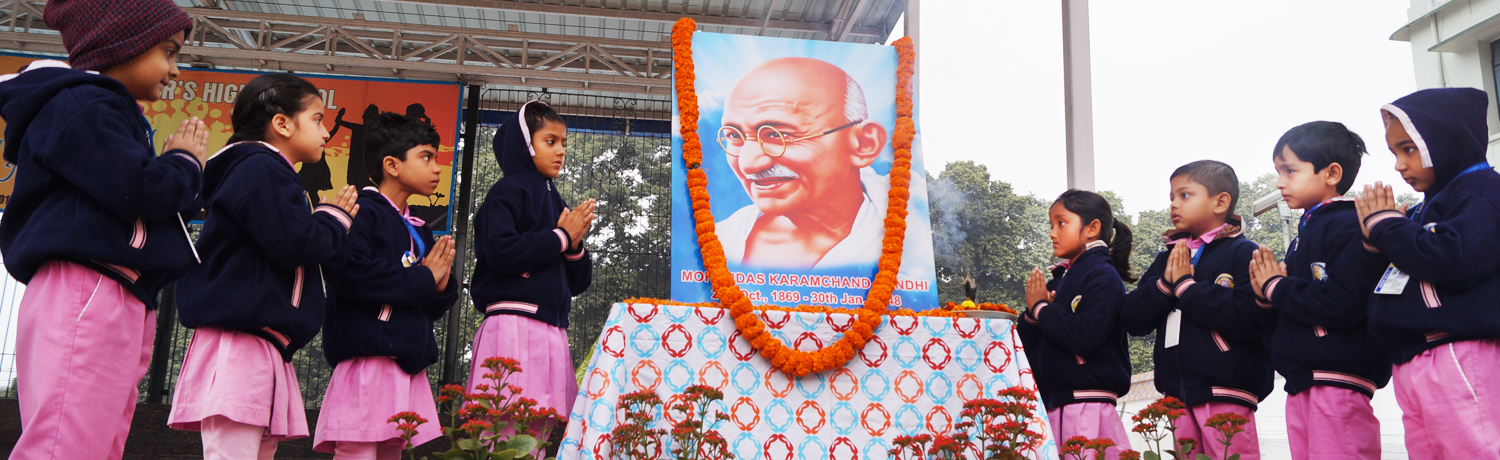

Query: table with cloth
left=558, top=302, right=1060, bottom=460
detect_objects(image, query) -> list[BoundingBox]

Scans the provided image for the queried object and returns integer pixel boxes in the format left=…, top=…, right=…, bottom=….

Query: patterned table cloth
left=559, top=302, right=1059, bottom=460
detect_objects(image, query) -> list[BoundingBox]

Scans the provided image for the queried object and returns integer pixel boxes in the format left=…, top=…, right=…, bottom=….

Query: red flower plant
left=387, top=411, right=427, bottom=460
left=1204, top=412, right=1250, bottom=460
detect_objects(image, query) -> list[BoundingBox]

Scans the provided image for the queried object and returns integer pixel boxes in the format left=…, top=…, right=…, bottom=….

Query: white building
left=1392, top=0, right=1500, bottom=161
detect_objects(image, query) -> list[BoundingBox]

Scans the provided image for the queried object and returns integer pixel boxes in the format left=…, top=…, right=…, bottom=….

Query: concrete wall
left=1399, top=0, right=1500, bottom=163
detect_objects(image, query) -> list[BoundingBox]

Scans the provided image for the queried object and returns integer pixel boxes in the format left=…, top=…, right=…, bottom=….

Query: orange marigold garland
left=673, top=18, right=918, bottom=376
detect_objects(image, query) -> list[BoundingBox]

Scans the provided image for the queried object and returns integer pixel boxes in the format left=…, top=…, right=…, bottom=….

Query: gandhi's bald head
left=720, top=57, right=886, bottom=218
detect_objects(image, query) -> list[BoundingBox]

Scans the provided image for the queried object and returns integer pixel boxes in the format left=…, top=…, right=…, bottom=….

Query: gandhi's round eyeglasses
left=716, top=119, right=863, bottom=157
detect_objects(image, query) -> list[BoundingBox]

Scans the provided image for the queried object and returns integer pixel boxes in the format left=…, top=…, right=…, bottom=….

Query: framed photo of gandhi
left=669, top=32, right=938, bottom=310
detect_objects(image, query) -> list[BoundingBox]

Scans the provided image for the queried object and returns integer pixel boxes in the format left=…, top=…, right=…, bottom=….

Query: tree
left=928, top=161, right=1052, bottom=309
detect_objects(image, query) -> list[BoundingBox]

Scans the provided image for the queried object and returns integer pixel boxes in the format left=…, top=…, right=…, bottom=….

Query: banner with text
left=669, top=33, right=937, bottom=310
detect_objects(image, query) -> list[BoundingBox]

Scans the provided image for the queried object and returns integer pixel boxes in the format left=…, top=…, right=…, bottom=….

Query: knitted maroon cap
left=43, top=0, right=193, bottom=71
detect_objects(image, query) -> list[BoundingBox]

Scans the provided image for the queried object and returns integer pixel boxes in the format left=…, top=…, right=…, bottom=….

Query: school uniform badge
left=1310, top=262, right=1328, bottom=281
left=1215, top=273, right=1234, bottom=288
left=1070, top=295, right=1082, bottom=312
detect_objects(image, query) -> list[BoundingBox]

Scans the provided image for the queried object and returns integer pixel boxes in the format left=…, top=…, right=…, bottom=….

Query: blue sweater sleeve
left=477, top=184, right=568, bottom=274
left=329, top=209, right=439, bottom=310
left=1121, top=251, right=1174, bottom=336
left=1367, top=195, right=1500, bottom=289
left=37, top=94, right=202, bottom=221
left=1269, top=220, right=1388, bottom=329
left=1031, top=267, right=1125, bottom=357
left=227, top=159, right=351, bottom=270
left=563, top=246, right=593, bottom=295
left=1177, top=243, right=1278, bottom=340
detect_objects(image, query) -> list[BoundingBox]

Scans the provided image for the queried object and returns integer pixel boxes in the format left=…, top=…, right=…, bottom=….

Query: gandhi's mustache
left=744, top=164, right=799, bottom=181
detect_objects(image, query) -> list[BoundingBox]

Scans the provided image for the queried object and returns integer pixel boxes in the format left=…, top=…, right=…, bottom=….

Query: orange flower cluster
left=943, top=301, right=1019, bottom=315
left=622, top=298, right=978, bottom=319
left=672, top=20, right=918, bottom=377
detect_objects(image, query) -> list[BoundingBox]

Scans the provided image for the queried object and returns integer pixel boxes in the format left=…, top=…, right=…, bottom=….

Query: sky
left=891, top=0, right=1420, bottom=215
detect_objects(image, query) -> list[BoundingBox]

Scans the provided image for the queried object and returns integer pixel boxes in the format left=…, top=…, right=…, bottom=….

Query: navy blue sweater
left=1121, top=222, right=1277, bottom=409
left=1365, top=88, right=1500, bottom=364
left=1016, top=245, right=1131, bottom=411
left=1262, top=199, right=1391, bottom=397
left=0, top=62, right=202, bottom=308
left=324, top=188, right=458, bottom=374
left=470, top=103, right=592, bottom=327
left=177, top=142, right=352, bottom=360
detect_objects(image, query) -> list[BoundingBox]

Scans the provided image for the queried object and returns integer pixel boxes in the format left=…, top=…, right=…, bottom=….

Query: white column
left=905, top=0, right=919, bottom=85
left=1062, top=0, right=1095, bottom=191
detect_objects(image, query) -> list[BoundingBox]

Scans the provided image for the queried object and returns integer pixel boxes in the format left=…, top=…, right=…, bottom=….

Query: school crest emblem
left=1310, top=262, right=1327, bottom=281
left=1215, top=273, right=1234, bottom=288
left=1070, top=295, right=1082, bottom=312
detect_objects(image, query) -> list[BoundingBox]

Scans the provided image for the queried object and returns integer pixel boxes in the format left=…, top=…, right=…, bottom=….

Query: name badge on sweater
left=1374, top=264, right=1410, bottom=295
left=1164, top=310, right=1183, bottom=348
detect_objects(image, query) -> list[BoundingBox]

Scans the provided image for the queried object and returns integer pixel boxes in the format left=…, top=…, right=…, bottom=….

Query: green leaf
left=490, top=450, right=518, bottom=460
left=505, top=435, right=539, bottom=454
left=1194, top=454, right=1214, bottom=460
left=1227, top=455, right=1240, bottom=460
left=457, top=438, right=479, bottom=451
left=1143, top=452, right=1161, bottom=460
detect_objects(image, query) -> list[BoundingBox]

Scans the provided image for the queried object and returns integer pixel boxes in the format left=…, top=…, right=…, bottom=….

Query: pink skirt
left=167, top=327, right=309, bottom=440
left=313, top=356, right=442, bottom=453
left=467, top=314, right=578, bottom=416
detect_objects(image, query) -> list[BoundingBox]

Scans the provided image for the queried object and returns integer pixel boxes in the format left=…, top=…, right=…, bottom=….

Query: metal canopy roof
left=207, top=0, right=903, bottom=44
left=0, top=0, right=905, bottom=98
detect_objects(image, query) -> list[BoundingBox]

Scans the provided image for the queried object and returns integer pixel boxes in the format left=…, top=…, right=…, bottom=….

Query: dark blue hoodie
left=1364, top=87, right=1500, bottom=364
left=1016, top=243, right=1132, bottom=411
left=0, top=61, right=203, bottom=308
left=470, top=101, right=592, bottom=327
left=323, top=188, right=459, bottom=374
left=1261, top=199, right=1391, bottom=397
left=1121, top=220, right=1278, bottom=409
left=176, top=142, right=352, bottom=360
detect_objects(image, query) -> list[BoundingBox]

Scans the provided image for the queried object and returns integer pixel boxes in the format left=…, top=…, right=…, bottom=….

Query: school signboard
left=0, top=53, right=462, bottom=232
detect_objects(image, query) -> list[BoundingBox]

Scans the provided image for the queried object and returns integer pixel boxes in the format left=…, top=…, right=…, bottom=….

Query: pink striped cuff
left=315, top=205, right=353, bottom=231
left=1174, top=278, right=1196, bottom=298
left=554, top=228, right=569, bottom=252
left=1363, top=210, right=1405, bottom=236
left=1025, top=302, right=1048, bottom=324
left=1313, top=325, right=1327, bottom=337
left=1426, top=330, right=1451, bottom=342
left=1260, top=278, right=1282, bottom=308
left=170, top=151, right=203, bottom=170
left=1157, top=278, right=1173, bottom=296
left=378, top=305, right=392, bottom=322
left=1312, top=371, right=1377, bottom=395
left=566, top=248, right=587, bottom=261
left=1362, top=240, right=1381, bottom=253
left=486, top=301, right=539, bottom=314
left=1211, top=387, right=1258, bottom=405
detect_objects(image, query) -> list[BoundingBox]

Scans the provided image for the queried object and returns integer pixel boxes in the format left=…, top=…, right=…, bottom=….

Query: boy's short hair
left=43, top=0, right=192, bottom=71
left=365, top=112, right=442, bottom=185
left=1171, top=160, right=1240, bottom=216
left=1273, top=121, right=1367, bottom=194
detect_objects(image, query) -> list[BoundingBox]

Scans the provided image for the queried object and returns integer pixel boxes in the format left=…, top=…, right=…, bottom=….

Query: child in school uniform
left=1122, top=160, right=1277, bottom=460
left=1357, top=87, right=1500, bottom=458
left=314, top=112, right=459, bottom=459
left=0, top=1, right=207, bottom=457
left=1247, top=121, right=1391, bottom=460
left=1017, top=190, right=1136, bottom=460
left=468, top=100, right=595, bottom=429
left=169, top=73, right=360, bottom=460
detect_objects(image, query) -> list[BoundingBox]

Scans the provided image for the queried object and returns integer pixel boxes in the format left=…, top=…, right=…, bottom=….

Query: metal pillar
left=1062, top=0, right=1095, bottom=191
left=145, top=283, right=177, bottom=404
left=440, top=84, right=483, bottom=386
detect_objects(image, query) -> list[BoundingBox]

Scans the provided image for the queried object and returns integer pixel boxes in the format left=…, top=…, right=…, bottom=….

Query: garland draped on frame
left=672, top=17, right=918, bottom=376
